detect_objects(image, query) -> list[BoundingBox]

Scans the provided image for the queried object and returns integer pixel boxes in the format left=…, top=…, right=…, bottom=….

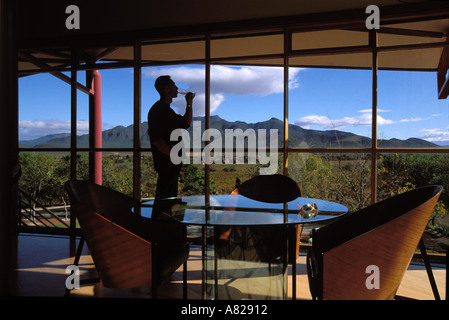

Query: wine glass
left=177, top=88, right=195, bottom=98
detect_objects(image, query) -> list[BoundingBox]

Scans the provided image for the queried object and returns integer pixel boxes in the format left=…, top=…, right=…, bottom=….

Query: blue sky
left=18, top=65, right=449, bottom=144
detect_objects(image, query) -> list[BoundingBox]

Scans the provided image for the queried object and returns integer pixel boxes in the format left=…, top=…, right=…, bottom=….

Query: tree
left=289, top=153, right=370, bottom=212
left=179, top=165, right=215, bottom=196
left=19, top=152, right=60, bottom=207
left=102, top=154, right=133, bottom=196
left=141, top=155, right=158, bottom=199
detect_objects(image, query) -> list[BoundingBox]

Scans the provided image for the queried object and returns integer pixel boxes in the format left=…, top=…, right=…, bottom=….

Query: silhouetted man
left=148, top=75, right=193, bottom=200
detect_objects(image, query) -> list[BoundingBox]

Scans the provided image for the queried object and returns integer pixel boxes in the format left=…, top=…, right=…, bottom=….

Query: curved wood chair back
left=65, top=180, right=153, bottom=288
left=308, top=185, right=443, bottom=300
left=65, top=180, right=138, bottom=222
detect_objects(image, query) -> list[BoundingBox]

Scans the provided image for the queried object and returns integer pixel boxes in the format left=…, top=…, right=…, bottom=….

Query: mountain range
left=19, top=115, right=439, bottom=149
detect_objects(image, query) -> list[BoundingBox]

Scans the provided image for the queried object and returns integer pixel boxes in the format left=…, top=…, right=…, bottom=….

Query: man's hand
left=185, top=92, right=195, bottom=105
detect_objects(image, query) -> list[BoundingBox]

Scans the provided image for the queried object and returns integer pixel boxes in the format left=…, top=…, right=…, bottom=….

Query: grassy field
left=209, top=163, right=261, bottom=194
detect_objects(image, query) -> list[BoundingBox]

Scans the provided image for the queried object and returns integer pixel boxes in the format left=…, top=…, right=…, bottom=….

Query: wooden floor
left=11, top=233, right=446, bottom=300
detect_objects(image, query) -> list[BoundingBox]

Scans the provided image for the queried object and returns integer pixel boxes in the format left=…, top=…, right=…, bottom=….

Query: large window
left=17, top=18, right=449, bottom=252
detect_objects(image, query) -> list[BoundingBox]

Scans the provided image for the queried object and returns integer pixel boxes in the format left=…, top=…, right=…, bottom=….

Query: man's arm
left=183, top=92, right=194, bottom=126
left=151, top=138, right=171, bottom=157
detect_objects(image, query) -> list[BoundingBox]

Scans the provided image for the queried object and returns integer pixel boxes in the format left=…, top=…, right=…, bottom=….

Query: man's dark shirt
left=148, top=100, right=190, bottom=172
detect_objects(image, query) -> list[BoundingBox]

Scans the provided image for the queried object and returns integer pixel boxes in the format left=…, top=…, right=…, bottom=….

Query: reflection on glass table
left=138, top=194, right=347, bottom=225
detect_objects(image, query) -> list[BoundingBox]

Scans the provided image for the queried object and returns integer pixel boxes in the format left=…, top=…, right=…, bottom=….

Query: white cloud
left=419, top=128, right=449, bottom=142
left=19, top=120, right=91, bottom=140
left=294, top=113, right=390, bottom=130
left=143, top=65, right=302, bottom=116
left=294, top=109, right=438, bottom=131
left=358, top=108, right=391, bottom=113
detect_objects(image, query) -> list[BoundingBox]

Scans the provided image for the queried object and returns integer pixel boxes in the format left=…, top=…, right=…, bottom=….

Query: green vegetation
left=18, top=152, right=448, bottom=229
left=289, top=153, right=371, bottom=212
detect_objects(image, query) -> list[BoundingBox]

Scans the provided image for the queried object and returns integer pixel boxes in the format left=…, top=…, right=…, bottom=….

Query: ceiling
left=16, top=0, right=449, bottom=73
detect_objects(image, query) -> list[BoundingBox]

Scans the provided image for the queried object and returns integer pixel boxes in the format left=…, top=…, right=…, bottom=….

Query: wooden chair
left=307, top=185, right=443, bottom=300
left=223, top=174, right=303, bottom=299
left=64, top=180, right=189, bottom=298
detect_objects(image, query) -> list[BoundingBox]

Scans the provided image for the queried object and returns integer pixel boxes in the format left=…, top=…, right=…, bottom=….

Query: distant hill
left=19, top=133, right=71, bottom=147
left=433, top=140, right=449, bottom=147
left=21, top=115, right=439, bottom=149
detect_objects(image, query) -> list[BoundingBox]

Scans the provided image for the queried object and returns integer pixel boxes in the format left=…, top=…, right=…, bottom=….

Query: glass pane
left=19, top=70, right=91, bottom=149
left=289, top=68, right=372, bottom=148
left=209, top=63, right=285, bottom=167
left=210, top=64, right=284, bottom=122
left=288, top=153, right=372, bottom=212
left=19, top=73, right=72, bottom=147
left=377, top=153, right=449, bottom=201
left=99, top=68, right=134, bottom=148
left=377, top=68, right=449, bottom=148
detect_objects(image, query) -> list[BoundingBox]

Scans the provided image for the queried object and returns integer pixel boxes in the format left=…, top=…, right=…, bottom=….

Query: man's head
left=155, top=75, right=178, bottom=99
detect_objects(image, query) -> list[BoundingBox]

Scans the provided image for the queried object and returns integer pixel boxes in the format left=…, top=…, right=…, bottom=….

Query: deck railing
left=18, top=188, right=70, bottom=232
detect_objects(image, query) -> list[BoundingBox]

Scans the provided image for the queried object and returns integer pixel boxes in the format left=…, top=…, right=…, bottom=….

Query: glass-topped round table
left=135, top=194, right=348, bottom=300
left=138, top=194, right=347, bottom=225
